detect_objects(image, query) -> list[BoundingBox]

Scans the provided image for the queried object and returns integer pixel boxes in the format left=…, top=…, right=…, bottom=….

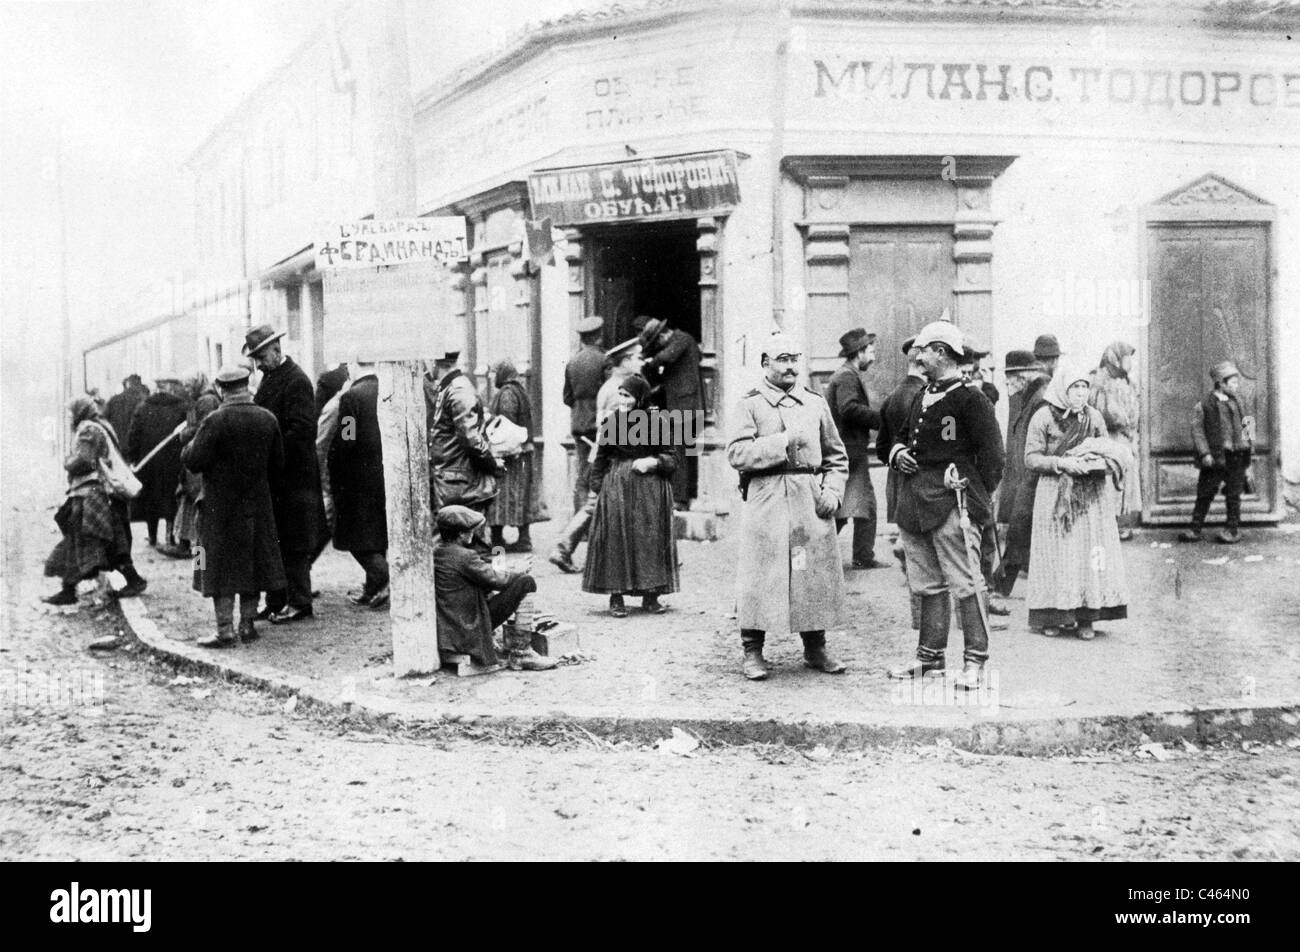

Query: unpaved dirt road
left=3, top=589, right=1297, bottom=861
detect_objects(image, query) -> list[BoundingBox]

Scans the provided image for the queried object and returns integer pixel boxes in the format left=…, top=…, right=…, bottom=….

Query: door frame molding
left=1140, top=173, right=1282, bottom=524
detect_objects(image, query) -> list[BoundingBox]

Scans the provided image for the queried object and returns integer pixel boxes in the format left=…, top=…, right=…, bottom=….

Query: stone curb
left=116, top=598, right=1300, bottom=755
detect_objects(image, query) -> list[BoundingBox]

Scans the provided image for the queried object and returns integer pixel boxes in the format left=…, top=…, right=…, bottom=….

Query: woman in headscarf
left=166, top=369, right=221, bottom=557
left=42, top=395, right=148, bottom=605
left=486, top=360, right=547, bottom=552
left=1089, top=341, right=1141, bottom=540
left=582, top=373, right=679, bottom=617
left=1024, top=361, right=1132, bottom=639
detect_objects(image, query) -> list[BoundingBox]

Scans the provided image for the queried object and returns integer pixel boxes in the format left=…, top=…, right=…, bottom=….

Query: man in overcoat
left=426, top=351, right=502, bottom=525
left=562, top=316, right=606, bottom=512
left=105, top=374, right=149, bottom=460
left=328, top=360, right=389, bottom=608
left=639, top=317, right=704, bottom=508
left=245, top=324, right=325, bottom=624
left=127, top=373, right=189, bottom=548
left=825, top=327, right=882, bottom=569
left=181, top=365, right=286, bottom=648
left=886, top=320, right=1004, bottom=690
left=726, top=332, right=849, bottom=681
left=993, top=350, right=1049, bottom=602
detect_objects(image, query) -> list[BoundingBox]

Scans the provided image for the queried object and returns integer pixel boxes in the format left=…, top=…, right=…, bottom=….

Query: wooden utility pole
left=367, top=0, right=440, bottom=676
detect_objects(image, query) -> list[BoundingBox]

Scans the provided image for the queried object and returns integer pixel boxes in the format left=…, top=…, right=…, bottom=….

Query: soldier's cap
left=901, top=335, right=918, bottom=355
left=1211, top=359, right=1241, bottom=384
left=961, top=337, right=990, bottom=363
left=435, top=350, right=460, bottom=364
left=576, top=316, right=604, bottom=335
left=1033, top=334, right=1062, bottom=359
left=154, top=371, right=184, bottom=385
left=214, top=364, right=252, bottom=387
left=912, top=320, right=965, bottom=355
left=436, top=505, right=486, bottom=533
left=606, top=337, right=642, bottom=360
left=760, top=331, right=801, bottom=360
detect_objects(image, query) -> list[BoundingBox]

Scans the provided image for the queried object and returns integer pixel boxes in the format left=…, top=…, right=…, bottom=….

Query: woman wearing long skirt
left=486, top=360, right=547, bottom=552
left=1089, top=341, right=1142, bottom=540
left=582, top=374, right=679, bottom=617
left=43, top=396, right=148, bottom=605
left=1025, top=363, right=1132, bottom=639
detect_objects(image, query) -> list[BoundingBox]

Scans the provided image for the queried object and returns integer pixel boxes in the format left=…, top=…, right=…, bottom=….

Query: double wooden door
left=1146, top=223, right=1275, bottom=522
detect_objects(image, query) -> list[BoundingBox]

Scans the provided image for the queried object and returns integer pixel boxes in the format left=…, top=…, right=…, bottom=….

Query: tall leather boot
left=505, top=622, right=557, bottom=671
left=741, top=629, right=768, bottom=681
left=954, top=595, right=990, bottom=691
left=198, top=596, right=237, bottom=648
left=888, top=594, right=948, bottom=678
left=237, top=593, right=260, bottom=643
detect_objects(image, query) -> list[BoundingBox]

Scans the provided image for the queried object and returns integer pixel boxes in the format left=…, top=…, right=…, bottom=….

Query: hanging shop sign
left=315, top=217, right=467, bottom=270
left=528, top=150, right=740, bottom=225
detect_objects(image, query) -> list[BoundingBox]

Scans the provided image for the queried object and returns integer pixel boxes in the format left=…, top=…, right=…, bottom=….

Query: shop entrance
left=587, top=220, right=701, bottom=349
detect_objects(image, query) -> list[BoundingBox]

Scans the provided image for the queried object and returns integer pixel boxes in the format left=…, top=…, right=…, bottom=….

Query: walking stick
left=945, top=463, right=992, bottom=637
left=130, top=422, right=186, bottom=474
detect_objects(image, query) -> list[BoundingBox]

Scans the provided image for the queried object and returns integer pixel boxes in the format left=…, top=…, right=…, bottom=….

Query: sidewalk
left=103, top=511, right=1300, bottom=752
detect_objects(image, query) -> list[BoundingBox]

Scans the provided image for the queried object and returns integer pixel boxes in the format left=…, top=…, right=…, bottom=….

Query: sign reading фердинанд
left=528, top=150, right=740, bottom=225
left=315, top=217, right=467, bottom=270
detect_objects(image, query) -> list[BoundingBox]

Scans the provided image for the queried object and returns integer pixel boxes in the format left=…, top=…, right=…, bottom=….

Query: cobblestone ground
left=4, top=504, right=1299, bottom=860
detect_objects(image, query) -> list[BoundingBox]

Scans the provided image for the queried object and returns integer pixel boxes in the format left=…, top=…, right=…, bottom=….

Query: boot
left=505, top=623, right=558, bottom=671
left=888, top=594, right=948, bottom=678
left=1216, top=528, right=1241, bottom=544
left=1178, top=527, right=1202, bottom=542
left=197, top=621, right=237, bottom=649
left=115, top=565, right=148, bottom=598
left=237, top=619, right=260, bottom=643
left=368, top=585, right=390, bottom=609
left=953, top=659, right=984, bottom=692
left=42, top=584, right=78, bottom=606
left=801, top=631, right=846, bottom=674
left=548, top=544, right=578, bottom=574
left=741, top=630, right=768, bottom=681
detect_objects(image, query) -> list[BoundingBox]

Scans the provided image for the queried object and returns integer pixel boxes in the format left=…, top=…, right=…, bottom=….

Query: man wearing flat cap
left=182, top=365, right=285, bottom=648
left=434, top=505, right=556, bottom=672
left=1033, top=334, right=1062, bottom=380
left=1181, top=359, right=1253, bottom=544
left=425, top=350, right=501, bottom=528
left=825, top=327, right=883, bottom=569
left=639, top=317, right=704, bottom=508
left=727, top=332, right=849, bottom=681
left=886, top=320, right=1003, bottom=690
left=245, top=323, right=326, bottom=624
left=563, top=317, right=606, bottom=513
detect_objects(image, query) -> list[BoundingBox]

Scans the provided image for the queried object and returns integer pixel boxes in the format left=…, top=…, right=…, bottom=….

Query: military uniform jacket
left=889, top=375, right=1004, bottom=534
left=563, top=345, right=606, bottom=436
left=726, top=378, right=848, bottom=633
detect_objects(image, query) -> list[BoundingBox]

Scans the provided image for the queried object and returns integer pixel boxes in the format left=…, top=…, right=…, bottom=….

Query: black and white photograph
left=1, top=0, right=1297, bottom=883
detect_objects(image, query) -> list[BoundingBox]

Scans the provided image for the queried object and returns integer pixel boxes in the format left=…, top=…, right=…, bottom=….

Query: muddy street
left=2, top=590, right=1297, bottom=862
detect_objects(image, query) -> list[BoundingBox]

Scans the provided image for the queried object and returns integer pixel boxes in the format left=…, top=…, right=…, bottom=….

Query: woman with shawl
left=1024, top=361, right=1132, bottom=639
left=485, top=360, right=547, bottom=552
left=43, top=395, right=148, bottom=605
left=1089, top=341, right=1141, bottom=540
left=167, top=369, right=221, bottom=557
left=582, top=373, right=680, bottom=617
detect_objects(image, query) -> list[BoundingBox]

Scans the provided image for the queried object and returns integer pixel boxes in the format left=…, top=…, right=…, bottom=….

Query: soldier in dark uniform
left=562, top=316, right=606, bottom=513
left=825, top=327, right=882, bottom=569
left=886, top=320, right=1004, bottom=690
left=876, top=336, right=927, bottom=525
left=639, top=317, right=704, bottom=508
left=245, top=324, right=326, bottom=625
left=181, top=365, right=285, bottom=648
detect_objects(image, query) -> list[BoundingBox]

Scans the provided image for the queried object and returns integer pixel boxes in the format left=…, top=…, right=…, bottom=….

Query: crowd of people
left=45, top=310, right=1255, bottom=685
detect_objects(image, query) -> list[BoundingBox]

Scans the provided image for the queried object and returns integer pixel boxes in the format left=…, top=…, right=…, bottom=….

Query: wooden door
left=847, top=227, right=955, bottom=406
left=1146, top=223, right=1273, bottom=522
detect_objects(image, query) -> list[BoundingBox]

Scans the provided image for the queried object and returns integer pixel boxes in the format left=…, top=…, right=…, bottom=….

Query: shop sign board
left=316, top=217, right=467, bottom=270
left=528, top=150, right=740, bottom=225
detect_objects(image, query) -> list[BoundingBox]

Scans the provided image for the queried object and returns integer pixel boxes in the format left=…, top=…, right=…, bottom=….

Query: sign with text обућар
left=315, top=217, right=467, bottom=270
left=527, top=150, right=740, bottom=226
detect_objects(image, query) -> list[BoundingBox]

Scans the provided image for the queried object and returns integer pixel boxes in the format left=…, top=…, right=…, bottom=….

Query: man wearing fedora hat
left=245, top=323, right=326, bottom=624
left=563, top=317, right=606, bottom=513
left=639, top=317, right=703, bottom=508
left=825, top=327, right=883, bottom=569
left=992, top=350, right=1050, bottom=604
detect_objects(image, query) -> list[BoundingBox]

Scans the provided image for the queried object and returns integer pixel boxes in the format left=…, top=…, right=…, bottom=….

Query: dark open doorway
left=587, top=220, right=700, bottom=348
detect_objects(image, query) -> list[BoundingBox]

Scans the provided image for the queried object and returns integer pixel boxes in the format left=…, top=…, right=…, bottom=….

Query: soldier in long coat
left=825, top=327, right=882, bottom=569
left=328, top=364, right=389, bottom=608
left=245, top=324, right=325, bottom=624
left=726, top=333, right=849, bottom=681
left=126, top=374, right=189, bottom=547
left=562, top=317, right=606, bottom=512
left=182, top=366, right=285, bottom=648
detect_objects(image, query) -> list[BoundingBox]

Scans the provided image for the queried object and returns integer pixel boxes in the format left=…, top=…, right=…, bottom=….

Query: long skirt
left=582, top=458, right=679, bottom=595
left=486, top=449, right=548, bottom=527
left=1027, top=473, right=1128, bottom=629
left=45, top=491, right=132, bottom=587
